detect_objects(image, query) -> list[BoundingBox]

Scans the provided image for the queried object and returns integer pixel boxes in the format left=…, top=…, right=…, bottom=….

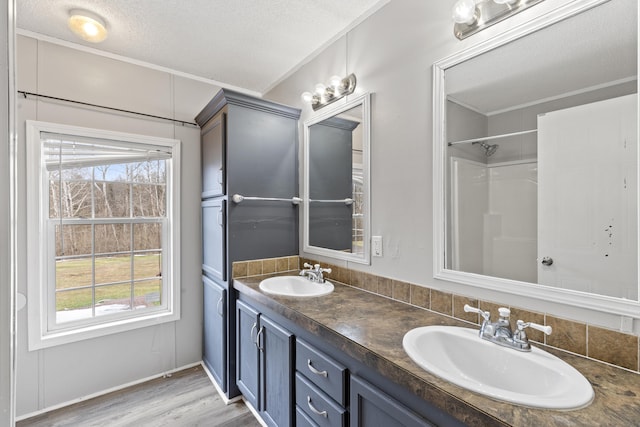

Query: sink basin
left=259, top=276, right=334, bottom=297
left=402, top=326, right=594, bottom=409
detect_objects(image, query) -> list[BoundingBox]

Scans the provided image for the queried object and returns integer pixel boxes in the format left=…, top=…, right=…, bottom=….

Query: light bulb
left=329, top=75, right=343, bottom=88
left=301, top=92, right=313, bottom=103
left=493, top=0, right=518, bottom=4
left=82, top=22, right=100, bottom=37
left=68, top=9, right=108, bottom=43
left=314, top=83, right=326, bottom=96
left=452, top=0, right=478, bottom=25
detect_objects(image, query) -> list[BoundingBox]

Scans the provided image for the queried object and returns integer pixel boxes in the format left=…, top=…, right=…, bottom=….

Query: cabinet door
left=202, top=199, right=225, bottom=281
left=202, top=276, right=226, bottom=390
left=259, top=315, right=294, bottom=427
left=236, top=300, right=260, bottom=409
left=201, top=112, right=225, bottom=198
left=350, top=376, right=433, bottom=427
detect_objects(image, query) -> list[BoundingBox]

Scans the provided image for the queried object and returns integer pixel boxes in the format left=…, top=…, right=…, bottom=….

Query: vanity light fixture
left=301, top=74, right=357, bottom=111
left=68, top=9, right=108, bottom=43
left=452, top=0, right=545, bottom=40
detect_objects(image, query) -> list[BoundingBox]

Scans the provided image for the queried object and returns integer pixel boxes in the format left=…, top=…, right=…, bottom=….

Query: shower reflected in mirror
left=472, top=141, right=499, bottom=157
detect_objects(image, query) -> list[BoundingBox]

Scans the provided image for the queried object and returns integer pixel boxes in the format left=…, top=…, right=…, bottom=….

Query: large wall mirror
left=303, top=93, right=371, bottom=264
left=433, top=0, right=639, bottom=318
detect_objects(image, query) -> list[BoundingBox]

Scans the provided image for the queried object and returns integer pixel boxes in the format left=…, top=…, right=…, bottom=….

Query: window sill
left=28, top=309, right=180, bottom=351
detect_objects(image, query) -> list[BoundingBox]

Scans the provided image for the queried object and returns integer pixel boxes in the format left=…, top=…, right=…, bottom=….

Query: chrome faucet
left=299, top=263, right=332, bottom=283
left=464, top=304, right=552, bottom=352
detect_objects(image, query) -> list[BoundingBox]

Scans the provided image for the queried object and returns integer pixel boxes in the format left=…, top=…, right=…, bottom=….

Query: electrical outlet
left=372, top=235, right=383, bottom=257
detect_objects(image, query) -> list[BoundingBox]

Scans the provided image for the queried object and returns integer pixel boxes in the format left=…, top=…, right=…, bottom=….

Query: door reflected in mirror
left=303, top=93, right=370, bottom=264
left=434, top=0, right=639, bottom=315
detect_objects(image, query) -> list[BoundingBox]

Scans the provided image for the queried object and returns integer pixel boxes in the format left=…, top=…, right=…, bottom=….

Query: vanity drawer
left=296, top=406, right=319, bottom=427
left=296, top=373, right=346, bottom=427
left=296, top=339, right=347, bottom=405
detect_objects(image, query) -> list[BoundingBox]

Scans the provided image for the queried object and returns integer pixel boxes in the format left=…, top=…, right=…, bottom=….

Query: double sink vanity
left=234, top=269, right=640, bottom=426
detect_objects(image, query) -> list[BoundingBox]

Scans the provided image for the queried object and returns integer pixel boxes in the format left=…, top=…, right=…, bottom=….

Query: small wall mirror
left=433, top=0, right=639, bottom=317
left=303, top=93, right=371, bottom=264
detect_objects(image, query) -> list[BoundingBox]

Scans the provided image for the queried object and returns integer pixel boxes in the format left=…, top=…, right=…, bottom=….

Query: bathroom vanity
left=234, top=273, right=640, bottom=426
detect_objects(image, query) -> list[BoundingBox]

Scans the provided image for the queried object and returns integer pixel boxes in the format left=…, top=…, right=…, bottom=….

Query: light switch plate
left=372, top=235, right=383, bottom=257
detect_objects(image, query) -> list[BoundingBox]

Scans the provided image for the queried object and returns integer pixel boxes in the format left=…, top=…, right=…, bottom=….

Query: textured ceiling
left=446, top=0, right=637, bottom=115
left=16, top=0, right=388, bottom=94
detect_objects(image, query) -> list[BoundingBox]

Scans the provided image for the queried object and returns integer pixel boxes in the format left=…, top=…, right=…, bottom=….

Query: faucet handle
left=464, top=304, right=490, bottom=322
left=319, top=267, right=331, bottom=274
left=516, top=319, right=552, bottom=335
left=498, top=307, right=511, bottom=319
left=303, top=262, right=314, bottom=269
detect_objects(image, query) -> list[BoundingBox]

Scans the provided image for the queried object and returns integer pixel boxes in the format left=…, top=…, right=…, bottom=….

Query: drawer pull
left=307, top=359, right=328, bottom=378
left=307, top=396, right=327, bottom=418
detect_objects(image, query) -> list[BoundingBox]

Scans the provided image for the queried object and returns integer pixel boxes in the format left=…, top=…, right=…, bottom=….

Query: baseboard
left=243, top=397, right=268, bottom=427
left=15, top=361, right=202, bottom=422
left=200, top=362, right=242, bottom=405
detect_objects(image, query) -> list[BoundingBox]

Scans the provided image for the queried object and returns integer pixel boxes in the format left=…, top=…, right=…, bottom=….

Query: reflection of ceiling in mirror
left=446, top=0, right=637, bottom=115
left=336, top=105, right=363, bottom=123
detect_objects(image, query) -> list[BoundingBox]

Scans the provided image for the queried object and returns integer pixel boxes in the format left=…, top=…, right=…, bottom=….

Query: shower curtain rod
left=447, top=129, right=537, bottom=146
left=18, top=91, right=198, bottom=127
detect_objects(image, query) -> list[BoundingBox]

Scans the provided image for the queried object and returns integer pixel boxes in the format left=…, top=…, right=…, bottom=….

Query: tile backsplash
left=232, top=255, right=640, bottom=374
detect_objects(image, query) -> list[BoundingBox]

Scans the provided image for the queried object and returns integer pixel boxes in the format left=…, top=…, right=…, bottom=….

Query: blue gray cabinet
left=350, top=375, right=433, bottom=427
left=197, top=89, right=300, bottom=398
left=201, top=109, right=225, bottom=199
left=236, top=300, right=293, bottom=427
left=201, top=199, right=225, bottom=282
left=260, top=315, right=294, bottom=427
left=236, top=300, right=259, bottom=408
left=202, top=275, right=226, bottom=387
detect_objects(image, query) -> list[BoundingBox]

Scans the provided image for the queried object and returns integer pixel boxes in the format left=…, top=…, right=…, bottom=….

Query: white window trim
left=26, top=120, right=181, bottom=351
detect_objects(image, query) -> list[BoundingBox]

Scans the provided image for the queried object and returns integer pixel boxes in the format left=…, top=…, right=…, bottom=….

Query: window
left=26, top=121, right=181, bottom=350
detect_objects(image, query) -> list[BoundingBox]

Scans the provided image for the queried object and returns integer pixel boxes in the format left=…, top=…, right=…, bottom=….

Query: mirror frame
left=433, top=0, right=640, bottom=319
left=303, top=92, right=371, bottom=264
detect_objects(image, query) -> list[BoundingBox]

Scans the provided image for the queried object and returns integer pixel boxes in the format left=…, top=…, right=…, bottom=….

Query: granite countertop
left=234, top=273, right=640, bottom=427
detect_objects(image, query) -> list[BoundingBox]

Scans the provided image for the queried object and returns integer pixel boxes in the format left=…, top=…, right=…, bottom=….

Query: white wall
left=1, top=0, right=14, bottom=424
left=265, top=0, right=640, bottom=333
left=14, top=35, right=218, bottom=417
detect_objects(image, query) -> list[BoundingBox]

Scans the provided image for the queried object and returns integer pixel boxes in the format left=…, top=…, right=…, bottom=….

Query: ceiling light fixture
left=301, top=74, right=357, bottom=111
left=68, top=9, right=108, bottom=43
left=452, top=0, right=545, bottom=40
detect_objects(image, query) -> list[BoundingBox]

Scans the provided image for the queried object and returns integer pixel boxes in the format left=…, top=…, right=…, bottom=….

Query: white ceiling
left=16, top=0, right=388, bottom=95
left=446, top=0, right=638, bottom=115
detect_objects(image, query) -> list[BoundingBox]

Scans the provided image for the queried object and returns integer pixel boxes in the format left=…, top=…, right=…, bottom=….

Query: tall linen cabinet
left=196, top=89, right=301, bottom=398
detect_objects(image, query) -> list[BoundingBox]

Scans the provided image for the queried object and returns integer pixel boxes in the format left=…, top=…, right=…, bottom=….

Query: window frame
left=26, top=120, right=181, bottom=350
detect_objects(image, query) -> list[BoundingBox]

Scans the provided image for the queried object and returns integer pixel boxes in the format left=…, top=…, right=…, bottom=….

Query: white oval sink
left=402, top=326, right=594, bottom=410
left=259, top=276, right=334, bottom=297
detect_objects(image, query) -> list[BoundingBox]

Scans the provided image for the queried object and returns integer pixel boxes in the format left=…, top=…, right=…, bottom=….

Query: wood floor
left=17, top=365, right=262, bottom=427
